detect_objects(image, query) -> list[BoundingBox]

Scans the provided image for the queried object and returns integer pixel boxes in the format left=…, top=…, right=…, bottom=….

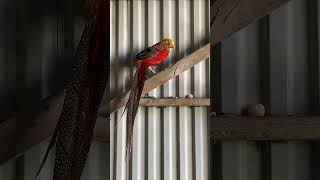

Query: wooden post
left=259, top=15, right=271, bottom=180
left=306, top=1, right=320, bottom=179
left=210, top=43, right=222, bottom=180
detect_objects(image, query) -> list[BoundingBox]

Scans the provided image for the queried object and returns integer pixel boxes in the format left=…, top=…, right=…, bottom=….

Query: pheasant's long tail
left=125, top=63, right=146, bottom=161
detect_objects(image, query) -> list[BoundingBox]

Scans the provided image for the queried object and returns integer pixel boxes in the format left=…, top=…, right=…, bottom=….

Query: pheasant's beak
left=169, top=39, right=175, bottom=48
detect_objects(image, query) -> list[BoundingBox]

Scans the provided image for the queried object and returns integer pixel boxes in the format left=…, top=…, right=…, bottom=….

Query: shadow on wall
left=0, top=0, right=86, bottom=122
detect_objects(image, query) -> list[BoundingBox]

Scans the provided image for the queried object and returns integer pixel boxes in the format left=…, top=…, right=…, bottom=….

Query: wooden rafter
left=0, top=0, right=291, bottom=165
left=210, top=115, right=320, bottom=140
left=0, top=91, right=110, bottom=166
left=211, top=0, right=290, bottom=45
left=138, top=98, right=210, bottom=107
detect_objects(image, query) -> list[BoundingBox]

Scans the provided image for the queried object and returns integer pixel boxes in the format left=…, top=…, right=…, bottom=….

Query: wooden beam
left=258, top=15, right=272, bottom=180
left=139, top=98, right=210, bottom=107
left=306, top=1, right=320, bottom=179
left=209, top=115, right=320, bottom=140
left=209, top=41, right=222, bottom=180
left=0, top=91, right=109, bottom=166
left=211, top=0, right=290, bottom=45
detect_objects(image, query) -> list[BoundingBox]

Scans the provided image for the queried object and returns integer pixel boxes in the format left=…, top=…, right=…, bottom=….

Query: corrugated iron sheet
left=216, top=0, right=311, bottom=179
left=110, top=0, right=210, bottom=180
left=2, top=0, right=316, bottom=179
left=0, top=0, right=109, bottom=179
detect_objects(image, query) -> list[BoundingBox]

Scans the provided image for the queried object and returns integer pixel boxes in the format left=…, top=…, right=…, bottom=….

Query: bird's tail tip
left=125, top=143, right=132, bottom=162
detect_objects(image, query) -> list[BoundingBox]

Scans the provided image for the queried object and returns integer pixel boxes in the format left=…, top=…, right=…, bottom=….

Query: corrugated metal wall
left=3, top=0, right=318, bottom=179
left=110, top=0, right=210, bottom=180
left=210, top=0, right=316, bottom=179
left=0, top=0, right=109, bottom=179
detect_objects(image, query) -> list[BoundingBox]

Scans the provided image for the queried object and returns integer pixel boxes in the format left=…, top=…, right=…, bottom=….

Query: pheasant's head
left=154, top=38, right=176, bottom=50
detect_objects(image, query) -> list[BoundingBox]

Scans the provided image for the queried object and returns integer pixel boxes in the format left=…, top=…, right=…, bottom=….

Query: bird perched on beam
left=124, top=38, right=175, bottom=161
left=35, top=0, right=109, bottom=179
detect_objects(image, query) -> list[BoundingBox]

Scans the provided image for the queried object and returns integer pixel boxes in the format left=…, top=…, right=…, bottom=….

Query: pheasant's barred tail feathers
left=125, top=62, right=147, bottom=162
left=34, top=0, right=109, bottom=179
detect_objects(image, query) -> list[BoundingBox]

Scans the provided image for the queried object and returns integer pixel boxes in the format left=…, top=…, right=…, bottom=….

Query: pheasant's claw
left=148, top=66, right=157, bottom=74
left=144, top=94, right=158, bottom=99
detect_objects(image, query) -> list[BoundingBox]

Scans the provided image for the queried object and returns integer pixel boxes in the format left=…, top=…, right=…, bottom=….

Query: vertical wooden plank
left=307, top=0, right=319, bottom=114
left=209, top=5, right=217, bottom=179
left=258, top=15, right=271, bottom=180
left=211, top=43, right=222, bottom=115
left=210, top=42, right=222, bottom=180
left=259, top=16, right=271, bottom=115
left=307, top=1, right=320, bottom=180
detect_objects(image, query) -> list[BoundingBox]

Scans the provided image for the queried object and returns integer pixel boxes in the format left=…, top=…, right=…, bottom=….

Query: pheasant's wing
left=136, top=46, right=158, bottom=60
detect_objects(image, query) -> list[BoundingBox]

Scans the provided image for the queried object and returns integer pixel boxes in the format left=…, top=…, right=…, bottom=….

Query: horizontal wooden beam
left=0, top=91, right=109, bottom=166
left=209, top=115, right=320, bottom=140
left=99, top=44, right=210, bottom=115
left=211, top=0, right=290, bottom=45
left=139, top=98, right=210, bottom=107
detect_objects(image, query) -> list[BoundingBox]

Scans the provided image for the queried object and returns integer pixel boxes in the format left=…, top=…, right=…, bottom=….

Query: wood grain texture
left=139, top=98, right=210, bottom=107
left=210, top=115, right=320, bottom=140
left=210, top=0, right=290, bottom=45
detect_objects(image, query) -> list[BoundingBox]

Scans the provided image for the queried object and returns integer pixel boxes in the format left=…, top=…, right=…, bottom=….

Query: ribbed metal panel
left=3, top=0, right=317, bottom=179
left=0, top=0, right=110, bottom=179
left=217, top=0, right=311, bottom=180
left=110, top=1, right=210, bottom=180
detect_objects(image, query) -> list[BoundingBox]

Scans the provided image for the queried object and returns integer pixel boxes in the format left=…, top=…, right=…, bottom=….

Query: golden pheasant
left=125, top=38, right=175, bottom=161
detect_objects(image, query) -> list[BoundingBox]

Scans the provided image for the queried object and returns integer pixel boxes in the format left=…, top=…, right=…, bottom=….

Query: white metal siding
left=219, top=0, right=312, bottom=180
left=110, top=1, right=210, bottom=180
